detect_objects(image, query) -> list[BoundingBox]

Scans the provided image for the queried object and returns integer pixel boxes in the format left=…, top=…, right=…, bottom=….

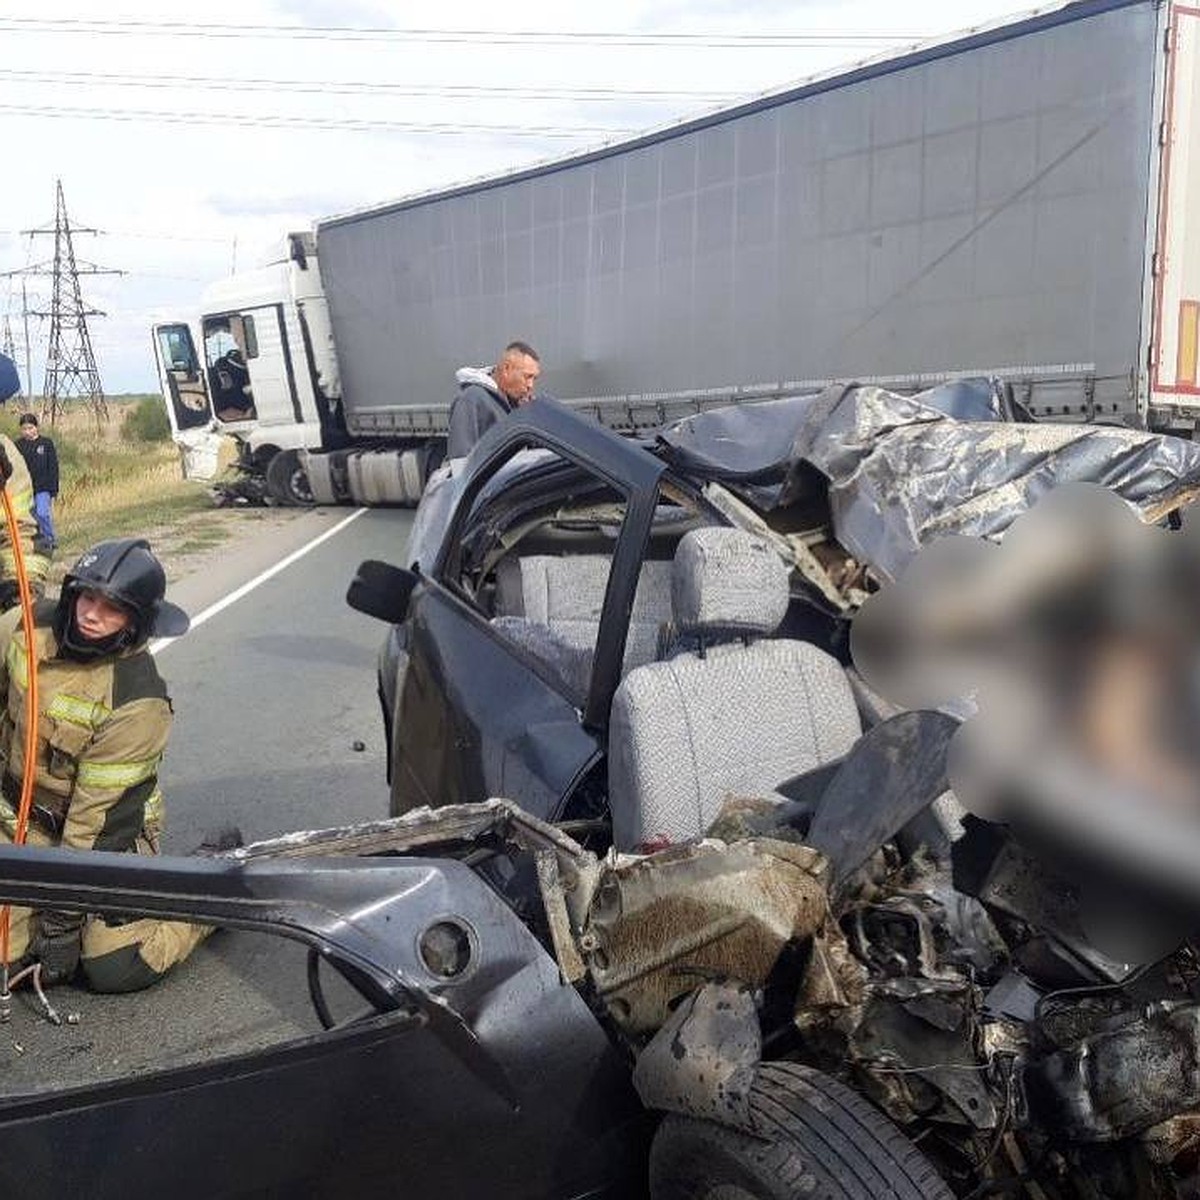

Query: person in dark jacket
left=16, top=413, right=58, bottom=550
left=446, top=341, right=541, bottom=459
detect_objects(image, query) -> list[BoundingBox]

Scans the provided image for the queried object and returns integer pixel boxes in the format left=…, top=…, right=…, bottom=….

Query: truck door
left=202, top=306, right=300, bottom=428
left=152, top=323, right=212, bottom=432
left=1150, top=3, right=1200, bottom=412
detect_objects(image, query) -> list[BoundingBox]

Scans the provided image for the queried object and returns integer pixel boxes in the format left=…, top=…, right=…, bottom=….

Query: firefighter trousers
left=0, top=823, right=211, bottom=993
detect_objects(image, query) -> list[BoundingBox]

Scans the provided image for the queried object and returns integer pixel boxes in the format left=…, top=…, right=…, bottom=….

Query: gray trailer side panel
left=318, top=0, right=1158, bottom=433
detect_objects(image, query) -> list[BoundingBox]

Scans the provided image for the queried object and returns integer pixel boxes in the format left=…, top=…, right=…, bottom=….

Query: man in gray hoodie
left=447, top=341, right=541, bottom=459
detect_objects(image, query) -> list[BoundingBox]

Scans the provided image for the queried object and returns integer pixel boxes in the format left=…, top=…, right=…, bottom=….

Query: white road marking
left=150, top=507, right=369, bottom=656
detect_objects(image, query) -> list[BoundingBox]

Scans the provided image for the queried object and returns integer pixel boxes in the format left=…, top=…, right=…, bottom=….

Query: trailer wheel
left=265, top=449, right=315, bottom=506
left=649, top=1062, right=951, bottom=1200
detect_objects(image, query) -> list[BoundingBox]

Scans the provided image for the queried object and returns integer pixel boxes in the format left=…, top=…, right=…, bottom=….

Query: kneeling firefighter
left=0, top=538, right=207, bottom=993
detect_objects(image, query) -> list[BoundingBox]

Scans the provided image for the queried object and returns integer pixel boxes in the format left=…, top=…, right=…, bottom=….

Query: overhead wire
left=0, top=103, right=633, bottom=137
left=0, top=229, right=236, bottom=246
left=0, top=17, right=927, bottom=47
left=0, top=67, right=737, bottom=103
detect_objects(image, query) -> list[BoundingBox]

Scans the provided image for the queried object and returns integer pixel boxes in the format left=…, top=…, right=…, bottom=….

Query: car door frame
left=0, top=841, right=644, bottom=1199
left=392, top=400, right=665, bottom=819
left=439, top=400, right=666, bottom=731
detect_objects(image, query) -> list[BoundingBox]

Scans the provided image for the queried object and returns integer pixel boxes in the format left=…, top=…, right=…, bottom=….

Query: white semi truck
left=153, top=0, right=1200, bottom=505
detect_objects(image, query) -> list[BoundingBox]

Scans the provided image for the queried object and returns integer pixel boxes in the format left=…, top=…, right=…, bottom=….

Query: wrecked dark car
left=3, top=384, right=1200, bottom=1198
left=362, top=380, right=1200, bottom=821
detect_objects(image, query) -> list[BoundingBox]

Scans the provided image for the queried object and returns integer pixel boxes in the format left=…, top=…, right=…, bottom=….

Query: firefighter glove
left=29, top=910, right=83, bottom=985
left=0, top=443, right=11, bottom=489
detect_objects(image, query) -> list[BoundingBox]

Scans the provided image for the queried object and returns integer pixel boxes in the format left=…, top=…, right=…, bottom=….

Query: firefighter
left=0, top=538, right=207, bottom=993
left=0, top=354, right=50, bottom=604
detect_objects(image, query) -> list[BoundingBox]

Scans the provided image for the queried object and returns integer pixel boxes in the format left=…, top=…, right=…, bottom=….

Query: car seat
left=493, top=554, right=674, bottom=673
left=607, top=527, right=861, bottom=852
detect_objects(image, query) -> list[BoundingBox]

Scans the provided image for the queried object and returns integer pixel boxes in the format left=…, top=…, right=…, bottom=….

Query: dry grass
left=4, top=397, right=219, bottom=580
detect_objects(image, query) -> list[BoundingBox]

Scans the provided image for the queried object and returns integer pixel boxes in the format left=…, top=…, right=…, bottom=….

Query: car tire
left=648, top=1062, right=952, bottom=1200
left=266, top=449, right=315, bottom=506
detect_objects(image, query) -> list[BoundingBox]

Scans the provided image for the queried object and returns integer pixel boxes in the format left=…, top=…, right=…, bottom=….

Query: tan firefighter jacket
left=0, top=611, right=172, bottom=851
left=0, top=434, right=50, bottom=596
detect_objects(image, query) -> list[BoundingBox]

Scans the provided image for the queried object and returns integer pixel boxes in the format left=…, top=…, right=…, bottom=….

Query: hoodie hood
left=455, top=366, right=502, bottom=396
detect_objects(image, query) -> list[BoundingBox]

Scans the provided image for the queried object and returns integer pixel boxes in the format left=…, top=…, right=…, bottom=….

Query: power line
left=85, top=230, right=231, bottom=245
left=0, top=16, right=927, bottom=46
left=3, top=226, right=234, bottom=245
left=0, top=103, right=632, bottom=137
left=120, top=270, right=214, bottom=282
left=0, top=67, right=736, bottom=103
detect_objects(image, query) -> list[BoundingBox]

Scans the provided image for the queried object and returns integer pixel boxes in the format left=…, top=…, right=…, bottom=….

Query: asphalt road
left=0, top=505, right=416, bottom=1091
left=158, top=505, right=414, bottom=851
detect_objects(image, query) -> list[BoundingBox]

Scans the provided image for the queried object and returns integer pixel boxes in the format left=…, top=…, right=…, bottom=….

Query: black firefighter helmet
left=54, top=538, right=189, bottom=658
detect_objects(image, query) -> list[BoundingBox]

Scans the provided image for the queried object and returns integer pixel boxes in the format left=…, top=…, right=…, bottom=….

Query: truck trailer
left=152, top=0, right=1200, bottom=505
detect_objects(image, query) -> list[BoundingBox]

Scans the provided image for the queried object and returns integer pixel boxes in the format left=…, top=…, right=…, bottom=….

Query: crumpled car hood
left=655, top=382, right=1200, bottom=581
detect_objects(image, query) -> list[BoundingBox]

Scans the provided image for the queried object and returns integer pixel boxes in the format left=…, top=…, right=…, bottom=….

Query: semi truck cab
left=152, top=233, right=343, bottom=501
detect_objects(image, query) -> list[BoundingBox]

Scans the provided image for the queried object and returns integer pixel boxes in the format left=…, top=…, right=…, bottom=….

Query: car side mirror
left=346, top=560, right=419, bottom=624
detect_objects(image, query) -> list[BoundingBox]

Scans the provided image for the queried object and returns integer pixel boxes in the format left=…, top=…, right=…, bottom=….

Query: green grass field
left=1, top=395, right=222, bottom=579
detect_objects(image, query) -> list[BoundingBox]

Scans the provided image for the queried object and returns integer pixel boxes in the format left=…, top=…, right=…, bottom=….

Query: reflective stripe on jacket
left=0, top=615, right=172, bottom=852
left=0, top=433, right=50, bottom=588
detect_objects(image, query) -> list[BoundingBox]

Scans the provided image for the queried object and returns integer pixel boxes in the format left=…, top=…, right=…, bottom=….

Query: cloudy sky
left=1, top=0, right=1040, bottom=394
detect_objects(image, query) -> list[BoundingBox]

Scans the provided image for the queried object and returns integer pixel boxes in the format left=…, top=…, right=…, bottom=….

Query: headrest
left=671, top=528, right=790, bottom=635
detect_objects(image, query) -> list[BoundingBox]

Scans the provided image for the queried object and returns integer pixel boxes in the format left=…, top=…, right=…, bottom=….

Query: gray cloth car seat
left=494, top=554, right=674, bottom=672
left=489, top=616, right=594, bottom=705
left=608, top=527, right=861, bottom=852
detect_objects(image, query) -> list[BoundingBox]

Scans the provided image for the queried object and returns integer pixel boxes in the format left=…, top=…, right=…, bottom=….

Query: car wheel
left=649, top=1062, right=952, bottom=1200
left=266, top=449, right=315, bottom=506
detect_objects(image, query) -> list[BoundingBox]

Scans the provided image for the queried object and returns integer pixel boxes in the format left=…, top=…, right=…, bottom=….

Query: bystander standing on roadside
left=447, top=341, right=542, bottom=459
left=15, top=413, right=58, bottom=552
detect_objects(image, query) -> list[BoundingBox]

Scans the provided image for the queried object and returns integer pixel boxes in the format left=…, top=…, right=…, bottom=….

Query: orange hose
left=0, top=482, right=40, bottom=970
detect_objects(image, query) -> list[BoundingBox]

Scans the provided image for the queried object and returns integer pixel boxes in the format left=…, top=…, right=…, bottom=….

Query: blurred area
left=852, top=483, right=1200, bottom=950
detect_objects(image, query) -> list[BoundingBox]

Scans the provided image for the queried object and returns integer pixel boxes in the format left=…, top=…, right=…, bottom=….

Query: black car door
left=392, top=401, right=665, bottom=821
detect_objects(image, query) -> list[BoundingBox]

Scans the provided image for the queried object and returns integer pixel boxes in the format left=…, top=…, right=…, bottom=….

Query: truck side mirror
left=346, top=560, right=419, bottom=625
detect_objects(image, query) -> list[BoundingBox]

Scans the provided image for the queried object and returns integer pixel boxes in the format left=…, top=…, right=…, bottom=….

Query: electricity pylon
left=21, top=181, right=121, bottom=425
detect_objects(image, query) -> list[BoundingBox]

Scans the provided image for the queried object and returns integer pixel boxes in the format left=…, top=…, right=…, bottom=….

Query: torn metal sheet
left=581, top=838, right=829, bottom=1037
left=226, top=797, right=592, bottom=865
left=631, top=980, right=760, bottom=1127
left=652, top=378, right=1012, bottom=512
left=792, top=385, right=1200, bottom=581
left=850, top=981, right=1000, bottom=1130
left=1029, top=1003, right=1200, bottom=1142
left=656, top=383, right=1200, bottom=584
left=535, top=849, right=589, bottom=984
